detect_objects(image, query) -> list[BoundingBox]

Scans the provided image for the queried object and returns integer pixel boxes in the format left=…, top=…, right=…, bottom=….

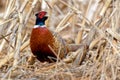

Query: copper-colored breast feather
left=30, top=27, right=68, bottom=62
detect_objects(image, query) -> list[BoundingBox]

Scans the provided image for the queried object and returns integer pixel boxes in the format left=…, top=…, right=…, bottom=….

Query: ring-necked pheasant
left=30, top=11, right=69, bottom=62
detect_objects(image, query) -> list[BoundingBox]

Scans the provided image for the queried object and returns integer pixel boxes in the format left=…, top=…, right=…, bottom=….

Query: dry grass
left=0, top=0, right=120, bottom=80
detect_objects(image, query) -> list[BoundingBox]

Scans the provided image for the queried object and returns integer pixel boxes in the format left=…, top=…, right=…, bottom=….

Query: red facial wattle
left=38, top=11, right=47, bottom=19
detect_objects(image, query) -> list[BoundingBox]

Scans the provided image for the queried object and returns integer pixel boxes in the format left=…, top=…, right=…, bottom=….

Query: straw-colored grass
left=0, top=0, right=120, bottom=80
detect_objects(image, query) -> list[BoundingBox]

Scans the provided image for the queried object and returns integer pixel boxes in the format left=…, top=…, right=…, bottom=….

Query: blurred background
left=0, top=0, right=120, bottom=80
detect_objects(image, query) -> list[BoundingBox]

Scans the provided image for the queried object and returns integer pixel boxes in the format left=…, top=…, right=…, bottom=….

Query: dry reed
left=0, top=0, right=120, bottom=80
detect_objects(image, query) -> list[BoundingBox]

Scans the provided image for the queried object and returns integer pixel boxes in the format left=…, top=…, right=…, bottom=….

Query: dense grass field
left=0, top=0, right=120, bottom=80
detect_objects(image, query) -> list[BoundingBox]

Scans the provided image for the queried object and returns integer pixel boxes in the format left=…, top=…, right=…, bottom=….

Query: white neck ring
left=33, top=25, right=45, bottom=28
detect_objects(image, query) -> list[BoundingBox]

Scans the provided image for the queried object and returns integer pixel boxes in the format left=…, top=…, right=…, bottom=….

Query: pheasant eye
left=38, top=12, right=46, bottom=19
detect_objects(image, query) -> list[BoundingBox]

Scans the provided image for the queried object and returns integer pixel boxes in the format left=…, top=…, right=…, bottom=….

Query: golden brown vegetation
left=0, top=0, right=120, bottom=80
